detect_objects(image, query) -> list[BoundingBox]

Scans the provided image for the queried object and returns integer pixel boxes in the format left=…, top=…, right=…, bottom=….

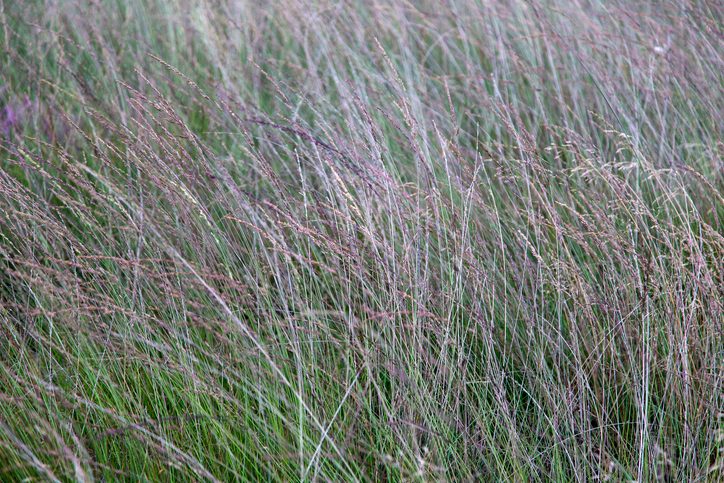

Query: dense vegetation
left=0, top=1, right=721, bottom=481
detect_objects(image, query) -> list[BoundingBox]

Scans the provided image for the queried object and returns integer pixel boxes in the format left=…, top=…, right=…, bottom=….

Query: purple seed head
left=0, top=94, right=39, bottom=137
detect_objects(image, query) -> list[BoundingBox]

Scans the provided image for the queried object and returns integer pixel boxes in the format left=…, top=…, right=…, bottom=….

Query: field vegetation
left=0, top=0, right=722, bottom=480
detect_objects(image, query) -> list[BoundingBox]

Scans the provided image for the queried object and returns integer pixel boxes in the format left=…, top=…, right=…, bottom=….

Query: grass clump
left=0, top=0, right=722, bottom=481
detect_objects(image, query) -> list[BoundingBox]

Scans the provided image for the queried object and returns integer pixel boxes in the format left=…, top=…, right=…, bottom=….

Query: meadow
left=0, top=0, right=722, bottom=481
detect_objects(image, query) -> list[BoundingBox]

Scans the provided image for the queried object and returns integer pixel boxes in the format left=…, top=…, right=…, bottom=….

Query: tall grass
left=0, top=0, right=721, bottom=480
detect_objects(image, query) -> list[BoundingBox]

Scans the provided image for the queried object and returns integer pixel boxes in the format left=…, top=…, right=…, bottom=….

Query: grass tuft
left=0, top=0, right=722, bottom=481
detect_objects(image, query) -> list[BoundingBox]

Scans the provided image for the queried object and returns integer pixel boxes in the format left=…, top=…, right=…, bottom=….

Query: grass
left=0, top=0, right=722, bottom=481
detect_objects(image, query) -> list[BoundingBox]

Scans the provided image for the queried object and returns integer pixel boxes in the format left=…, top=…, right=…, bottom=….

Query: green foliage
left=0, top=0, right=721, bottom=481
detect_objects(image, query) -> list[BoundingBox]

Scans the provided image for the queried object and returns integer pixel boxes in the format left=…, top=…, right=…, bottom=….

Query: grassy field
left=0, top=0, right=721, bottom=481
